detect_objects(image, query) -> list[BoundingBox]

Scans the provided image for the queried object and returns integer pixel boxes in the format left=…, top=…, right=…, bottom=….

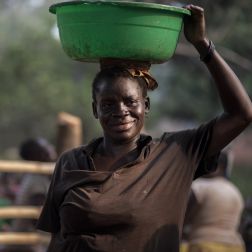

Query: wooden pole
left=0, top=160, right=54, bottom=174
left=56, top=112, right=83, bottom=156
left=0, top=232, right=50, bottom=245
left=0, top=206, right=41, bottom=219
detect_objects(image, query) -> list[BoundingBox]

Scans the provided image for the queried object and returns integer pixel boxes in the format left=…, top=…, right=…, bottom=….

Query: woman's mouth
left=110, top=121, right=135, bottom=131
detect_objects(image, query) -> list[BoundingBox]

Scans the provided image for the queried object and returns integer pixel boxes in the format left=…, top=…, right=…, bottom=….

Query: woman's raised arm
left=184, top=5, right=252, bottom=157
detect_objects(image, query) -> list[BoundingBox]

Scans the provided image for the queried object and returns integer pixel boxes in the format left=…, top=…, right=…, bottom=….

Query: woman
left=37, top=5, right=252, bottom=252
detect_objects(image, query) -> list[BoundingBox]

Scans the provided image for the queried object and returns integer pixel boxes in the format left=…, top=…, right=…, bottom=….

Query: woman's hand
left=183, top=5, right=207, bottom=48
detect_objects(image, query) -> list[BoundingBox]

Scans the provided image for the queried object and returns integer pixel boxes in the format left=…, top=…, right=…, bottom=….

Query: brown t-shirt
left=37, top=120, right=217, bottom=252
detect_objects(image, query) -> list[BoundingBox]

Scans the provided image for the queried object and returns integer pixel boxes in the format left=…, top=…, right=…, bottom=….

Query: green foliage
left=231, top=166, right=252, bottom=199
left=0, top=1, right=101, bottom=153
left=0, top=0, right=252, bottom=157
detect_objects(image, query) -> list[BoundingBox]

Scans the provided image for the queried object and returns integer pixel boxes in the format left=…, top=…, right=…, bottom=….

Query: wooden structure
left=0, top=232, right=50, bottom=245
left=0, top=112, right=83, bottom=248
left=0, top=206, right=41, bottom=219
left=0, top=160, right=54, bottom=175
left=0, top=160, right=55, bottom=247
left=56, top=112, right=83, bottom=156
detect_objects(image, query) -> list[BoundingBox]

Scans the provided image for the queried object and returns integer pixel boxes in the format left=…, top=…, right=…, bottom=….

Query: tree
left=0, top=0, right=251, bottom=156
left=0, top=0, right=100, bottom=155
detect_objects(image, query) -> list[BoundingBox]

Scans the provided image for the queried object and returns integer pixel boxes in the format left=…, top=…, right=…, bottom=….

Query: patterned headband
left=100, top=59, right=158, bottom=90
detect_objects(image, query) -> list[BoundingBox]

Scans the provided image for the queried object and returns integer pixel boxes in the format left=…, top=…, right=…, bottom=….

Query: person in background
left=13, top=138, right=57, bottom=230
left=184, top=151, right=245, bottom=252
left=0, top=174, right=13, bottom=232
left=1, top=138, right=57, bottom=252
left=37, top=4, right=252, bottom=252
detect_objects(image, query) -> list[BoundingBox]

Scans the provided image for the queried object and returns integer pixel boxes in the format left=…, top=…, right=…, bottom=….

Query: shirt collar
left=83, top=134, right=153, bottom=162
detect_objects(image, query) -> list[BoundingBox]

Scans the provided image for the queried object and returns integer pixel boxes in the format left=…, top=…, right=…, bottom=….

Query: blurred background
left=0, top=0, right=251, bottom=196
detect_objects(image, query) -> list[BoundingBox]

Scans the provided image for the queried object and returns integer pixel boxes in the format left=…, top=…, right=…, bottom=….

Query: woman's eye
left=126, top=99, right=138, bottom=106
left=101, top=103, right=112, bottom=110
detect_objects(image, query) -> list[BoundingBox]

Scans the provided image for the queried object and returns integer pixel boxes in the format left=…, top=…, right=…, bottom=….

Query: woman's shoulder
left=58, top=145, right=87, bottom=161
left=158, top=129, right=193, bottom=144
left=60, top=137, right=102, bottom=159
left=158, top=119, right=217, bottom=144
left=54, top=145, right=91, bottom=174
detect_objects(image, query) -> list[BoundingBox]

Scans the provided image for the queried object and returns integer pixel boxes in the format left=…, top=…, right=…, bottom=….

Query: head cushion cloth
left=100, top=59, right=158, bottom=90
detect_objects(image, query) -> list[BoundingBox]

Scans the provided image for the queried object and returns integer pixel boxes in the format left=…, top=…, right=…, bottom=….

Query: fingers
left=184, top=4, right=204, bottom=17
left=182, top=4, right=207, bottom=46
left=184, top=4, right=204, bottom=12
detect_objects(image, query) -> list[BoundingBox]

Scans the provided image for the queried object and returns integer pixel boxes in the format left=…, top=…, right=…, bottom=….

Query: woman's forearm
left=195, top=39, right=252, bottom=123
left=193, top=39, right=252, bottom=156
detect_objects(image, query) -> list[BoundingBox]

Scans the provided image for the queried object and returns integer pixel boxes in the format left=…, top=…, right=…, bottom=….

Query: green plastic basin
left=49, top=1, right=190, bottom=63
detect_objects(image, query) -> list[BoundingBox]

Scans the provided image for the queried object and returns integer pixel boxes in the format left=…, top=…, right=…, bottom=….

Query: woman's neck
left=92, top=135, right=141, bottom=172
left=101, top=135, right=140, bottom=158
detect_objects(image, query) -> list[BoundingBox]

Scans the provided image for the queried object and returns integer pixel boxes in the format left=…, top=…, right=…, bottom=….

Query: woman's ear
left=145, top=97, right=150, bottom=114
left=92, top=101, right=98, bottom=119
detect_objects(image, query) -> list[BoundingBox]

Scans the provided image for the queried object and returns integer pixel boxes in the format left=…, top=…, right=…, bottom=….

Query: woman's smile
left=110, top=120, right=136, bottom=132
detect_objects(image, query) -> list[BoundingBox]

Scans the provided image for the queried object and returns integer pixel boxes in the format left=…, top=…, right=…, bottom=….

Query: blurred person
left=184, top=151, right=245, bottom=252
left=0, top=174, right=12, bottom=232
left=180, top=242, right=188, bottom=252
left=0, top=138, right=57, bottom=252
left=12, top=138, right=57, bottom=230
left=36, top=4, right=252, bottom=252
left=0, top=173, right=22, bottom=232
left=0, top=173, right=22, bottom=203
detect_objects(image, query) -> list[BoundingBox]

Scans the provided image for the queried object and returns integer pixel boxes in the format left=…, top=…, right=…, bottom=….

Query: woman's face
left=93, top=77, right=150, bottom=144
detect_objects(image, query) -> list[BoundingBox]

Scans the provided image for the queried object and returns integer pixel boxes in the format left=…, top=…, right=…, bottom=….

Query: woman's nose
left=112, top=102, right=129, bottom=116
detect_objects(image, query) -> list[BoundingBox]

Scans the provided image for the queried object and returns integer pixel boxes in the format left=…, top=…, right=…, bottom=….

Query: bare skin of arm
left=184, top=5, right=252, bottom=157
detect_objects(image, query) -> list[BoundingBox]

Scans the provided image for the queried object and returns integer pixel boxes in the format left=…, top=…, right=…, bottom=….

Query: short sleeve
left=36, top=159, right=62, bottom=233
left=161, top=118, right=219, bottom=178
left=191, top=119, right=220, bottom=179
